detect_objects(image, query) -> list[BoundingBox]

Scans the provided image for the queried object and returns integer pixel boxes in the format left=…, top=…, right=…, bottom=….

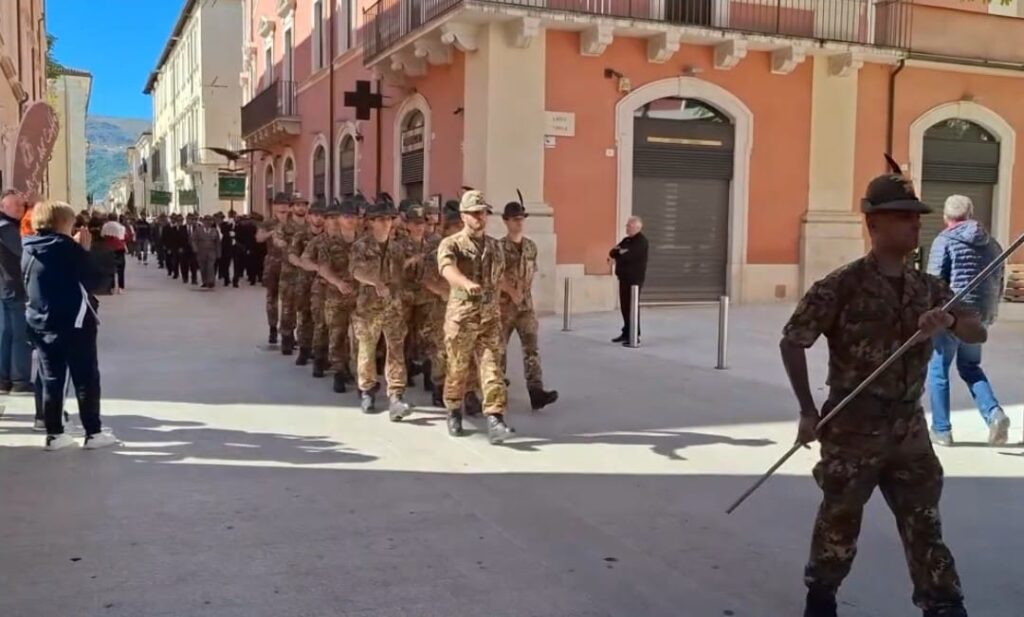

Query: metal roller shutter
left=339, top=167, right=355, bottom=196
left=401, top=150, right=423, bottom=184
left=634, top=146, right=733, bottom=179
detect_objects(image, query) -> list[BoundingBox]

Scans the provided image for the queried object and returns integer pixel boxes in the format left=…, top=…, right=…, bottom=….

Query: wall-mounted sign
left=151, top=190, right=172, bottom=206
left=219, top=174, right=247, bottom=199
left=544, top=111, right=575, bottom=137
left=11, top=101, right=59, bottom=197
left=178, top=189, right=199, bottom=206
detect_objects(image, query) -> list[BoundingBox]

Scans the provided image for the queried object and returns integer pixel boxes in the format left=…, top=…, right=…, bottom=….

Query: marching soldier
left=275, top=193, right=310, bottom=355
left=498, top=200, right=558, bottom=410
left=350, top=200, right=413, bottom=419
left=255, top=192, right=292, bottom=345
left=300, top=203, right=332, bottom=378
left=396, top=205, right=434, bottom=391
left=289, top=199, right=326, bottom=366
left=317, top=199, right=360, bottom=393
left=421, top=209, right=463, bottom=407
left=436, top=190, right=513, bottom=444
left=782, top=167, right=982, bottom=617
left=424, top=202, right=440, bottom=237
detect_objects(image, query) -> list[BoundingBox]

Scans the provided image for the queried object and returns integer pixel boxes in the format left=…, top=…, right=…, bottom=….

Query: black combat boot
left=388, top=396, right=411, bottom=422
left=281, top=333, right=295, bottom=356
left=463, top=391, right=482, bottom=417
left=333, top=373, right=347, bottom=393
left=431, top=380, right=445, bottom=407
left=447, top=410, right=465, bottom=437
left=803, top=587, right=838, bottom=617
left=486, top=414, right=513, bottom=445
left=312, top=357, right=326, bottom=378
left=406, top=361, right=417, bottom=387
left=295, top=348, right=311, bottom=366
left=528, top=388, right=559, bottom=411
left=422, top=360, right=434, bottom=392
left=923, top=607, right=968, bottom=617
left=268, top=326, right=278, bottom=345
left=360, top=390, right=376, bottom=414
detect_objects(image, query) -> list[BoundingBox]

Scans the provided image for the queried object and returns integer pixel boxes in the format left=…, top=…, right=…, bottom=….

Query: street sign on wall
left=219, top=174, right=246, bottom=199
left=151, top=190, right=172, bottom=205
left=178, top=190, right=198, bottom=206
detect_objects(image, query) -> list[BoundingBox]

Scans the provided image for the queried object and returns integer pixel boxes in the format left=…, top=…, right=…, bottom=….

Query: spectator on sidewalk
left=101, top=214, right=127, bottom=294
left=23, top=201, right=118, bottom=451
left=608, top=215, right=649, bottom=345
left=926, top=194, right=1009, bottom=446
left=0, top=189, right=31, bottom=394
left=134, top=214, right=151, bottom=265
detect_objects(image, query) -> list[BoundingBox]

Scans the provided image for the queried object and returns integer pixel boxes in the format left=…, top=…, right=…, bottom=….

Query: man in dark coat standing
left=609, top=216, right=649, bottom=345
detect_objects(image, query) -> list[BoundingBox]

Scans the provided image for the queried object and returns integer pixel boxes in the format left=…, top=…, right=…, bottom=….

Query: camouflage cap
left=459, top=190, right=491, bottom=213
left=861, top=174, right=931, bottom=215
left=423, top=202, right=440, bottom=215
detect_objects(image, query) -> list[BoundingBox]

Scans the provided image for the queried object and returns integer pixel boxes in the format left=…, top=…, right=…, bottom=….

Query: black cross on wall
left=344, top=80, right=383, bottom=121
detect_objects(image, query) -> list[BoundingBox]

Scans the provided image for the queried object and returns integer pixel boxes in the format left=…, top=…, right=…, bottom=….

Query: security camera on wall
left=618, top=77, right=632, bottom=94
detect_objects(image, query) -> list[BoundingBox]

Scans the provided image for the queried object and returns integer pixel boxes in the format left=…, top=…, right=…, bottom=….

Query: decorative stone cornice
left=713, top=39, right=747, bottom=70
left=391, top=52, right=426, bottom=77
left=439, top=23, right=479, bottom=52
left=258, top=16, right=276, bottom=39
left=828, top=52, right=864, bottom=77
left=770, top=45, right=807, bottom=75
left=276, top=0, right=296, bottom=19
left=580, top=23, right=614, bottom=57
left=647, top=31, right=680, bottom=64
left=506, top=16, right=540, bottom=49
left=413, top=37, right=452, bottom=65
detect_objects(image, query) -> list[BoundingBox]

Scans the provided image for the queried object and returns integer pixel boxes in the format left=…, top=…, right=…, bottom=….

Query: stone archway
left=392, top=93, right=431, bottom=200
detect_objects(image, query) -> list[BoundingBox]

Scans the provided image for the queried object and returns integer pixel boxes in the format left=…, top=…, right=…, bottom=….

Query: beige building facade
left=0, top=0, right=48, bottom=192
left=144, top=0, right=244, bottom=215
left=126, top=131, right=153, bottom=214
left=46, top=69, right=92, bottom=206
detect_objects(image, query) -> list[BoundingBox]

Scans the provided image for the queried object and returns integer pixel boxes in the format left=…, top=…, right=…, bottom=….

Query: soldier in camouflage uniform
left=317, top=199, right=360, bottom=393
left=275, top=193, right=310, bottom=355
left=394, top=206, right=435, bottom=391
left=303, top=202, right=335, bottom=378
left=421, top=210, right=462, bottom=407
left=288, top=199, right=326, bottom=367
left=424, top=202, right=440, bottom=237
left=437, top=190, right=513, bottom=444
left=498, top=201, right=558, bottom=411
left=781, top=170, right=984, bottom=617
left=255, top=192, right=293, bottom=345
left=350, top=200, right=412, bottom=419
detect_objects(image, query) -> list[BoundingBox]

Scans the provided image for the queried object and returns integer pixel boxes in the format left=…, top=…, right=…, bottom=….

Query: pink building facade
left=241, top=0, right=1024, bottom=314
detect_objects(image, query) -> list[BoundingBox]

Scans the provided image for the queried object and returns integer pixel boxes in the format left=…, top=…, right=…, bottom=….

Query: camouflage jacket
left=350, top=234, right=404, bottom=312
left=420, top=235, right=447, bottom=305
left=782, top=252, right=953, bottom=404
left=437, top=229, right=504, bottom=319
left=289, top=226, right=322, bottom=283
left=274, top=217, right=306, bottom=272
left=398, top=234, right=435, bottom=303
left=500, top=236, right=537, bottom=310
left=319, top=233, right=358, bottom=304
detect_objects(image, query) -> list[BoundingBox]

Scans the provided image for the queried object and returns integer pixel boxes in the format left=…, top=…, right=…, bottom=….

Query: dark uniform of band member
left=436, top=190, right=513, bottom=444
left=781, top=169, right=981, bottom=617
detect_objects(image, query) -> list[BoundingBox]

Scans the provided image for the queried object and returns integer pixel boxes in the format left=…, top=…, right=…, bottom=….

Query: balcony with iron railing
left=241, top=79, right=301, bottom=147
left=362, top=0, right=913, bottom=63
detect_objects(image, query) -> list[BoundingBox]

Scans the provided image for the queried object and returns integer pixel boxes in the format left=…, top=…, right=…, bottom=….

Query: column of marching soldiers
left=253, top=188, right=558, bottom=444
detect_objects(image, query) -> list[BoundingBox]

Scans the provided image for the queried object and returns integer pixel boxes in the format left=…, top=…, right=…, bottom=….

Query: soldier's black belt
left=450, top=288, right=493, bottom=303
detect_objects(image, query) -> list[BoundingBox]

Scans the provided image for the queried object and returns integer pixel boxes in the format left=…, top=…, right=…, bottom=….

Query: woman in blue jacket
left=23, top=201, right=118, bottom=451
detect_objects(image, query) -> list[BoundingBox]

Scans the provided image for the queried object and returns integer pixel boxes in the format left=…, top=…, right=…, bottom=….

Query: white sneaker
left=83, top=430, right=119, bottom=450
left=44, top=434, right=77, bottom=451
left=33, top=419, right=46, bottom=432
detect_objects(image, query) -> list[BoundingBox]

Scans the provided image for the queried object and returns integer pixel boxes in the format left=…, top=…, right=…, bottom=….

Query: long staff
left=726, top=231, right=1024, bottom=515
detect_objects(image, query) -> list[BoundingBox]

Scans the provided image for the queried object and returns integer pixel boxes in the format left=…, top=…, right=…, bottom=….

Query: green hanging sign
left=150, top=190, right=172, bottom=206
left=219, top=174, right=246, bottom=199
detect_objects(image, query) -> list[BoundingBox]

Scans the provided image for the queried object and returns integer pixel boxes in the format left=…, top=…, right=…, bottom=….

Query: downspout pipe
left=886, top=59, right=906, bottom=158
left=328, top=6, right=335, bottom=201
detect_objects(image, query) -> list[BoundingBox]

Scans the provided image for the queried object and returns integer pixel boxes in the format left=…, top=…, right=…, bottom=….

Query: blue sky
left=47, top=0, right=184, bottom=119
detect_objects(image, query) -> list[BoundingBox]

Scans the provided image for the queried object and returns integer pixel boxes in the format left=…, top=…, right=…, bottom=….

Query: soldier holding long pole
left=779, top=165, right=983, bottom=617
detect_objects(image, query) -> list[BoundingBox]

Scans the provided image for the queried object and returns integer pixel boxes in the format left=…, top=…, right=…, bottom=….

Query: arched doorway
left=632, top=97, right=735, bottom=302
left=399, top=110, right=425, bottom=201
left=312, top=145, right=326, bottom=199
left=283, top=156, right=296, bottom=195
left=263, top=161, right=275, bottom=213
left=338, top=135, right=356, bottom=197
left=917, top=119, right=1000, bottom=269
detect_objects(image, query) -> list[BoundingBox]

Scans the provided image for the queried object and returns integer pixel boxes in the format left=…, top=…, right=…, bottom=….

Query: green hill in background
left=86, top=115, right=150, bottom=203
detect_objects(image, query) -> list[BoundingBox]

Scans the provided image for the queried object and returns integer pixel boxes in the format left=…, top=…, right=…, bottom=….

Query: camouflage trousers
left=421, top=301, right=447, bottom=382
left=806, top=397, right=963, bottom=613
left=263, top=257, right=282, bottom=328
left=353, top=303, right=408, bottom=397
left=294, top=273, right=316, bottom=350
left=324, top=291, right=356, bottom=374
left=278, top=266, right=299, bottom=334
left=500, top=302, right=544, bottom=389
left=443, top=309, right=506, bottom=414
left=311, top=279, right=327, bottom=360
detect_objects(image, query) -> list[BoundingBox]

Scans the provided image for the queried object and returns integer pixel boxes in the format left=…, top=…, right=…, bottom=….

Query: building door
left=339, top=136, right=356, bottom=197
left=918, top=119, right=999, bottom=269
left=400, top=110, right=425, bottom=202
left=632, top=97, right=733, bottom=302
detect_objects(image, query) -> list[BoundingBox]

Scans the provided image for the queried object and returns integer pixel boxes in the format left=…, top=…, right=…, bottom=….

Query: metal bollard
left=628, top=284, right=641, bottom=348
left=716, top=295, right=729, bottom=370
left=562, top=278, right=572, bottom=332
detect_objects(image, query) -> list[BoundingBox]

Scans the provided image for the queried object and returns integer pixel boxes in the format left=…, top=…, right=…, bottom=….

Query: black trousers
left=113, top=250, right=126, bottom=289
left=619, top=280, right=641, bottom=337
left=179, top=251, right=198, bottom=284
left=32, top=323, right=102, bottom=436
left=166, top=248, right=178, bottom=276
left=218, top=245, right=233, bottom=284
left=233, top=247, right=250, bottom=284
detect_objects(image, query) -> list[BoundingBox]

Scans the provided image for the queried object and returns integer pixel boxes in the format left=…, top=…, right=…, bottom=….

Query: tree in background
left=46, top=34, right=65, bottom=79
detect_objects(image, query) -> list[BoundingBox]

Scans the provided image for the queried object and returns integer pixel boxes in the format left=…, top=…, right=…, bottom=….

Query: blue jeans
left=0, top=298, right=30, bottom=385
left=927, top=331, right=1000, bottom=434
